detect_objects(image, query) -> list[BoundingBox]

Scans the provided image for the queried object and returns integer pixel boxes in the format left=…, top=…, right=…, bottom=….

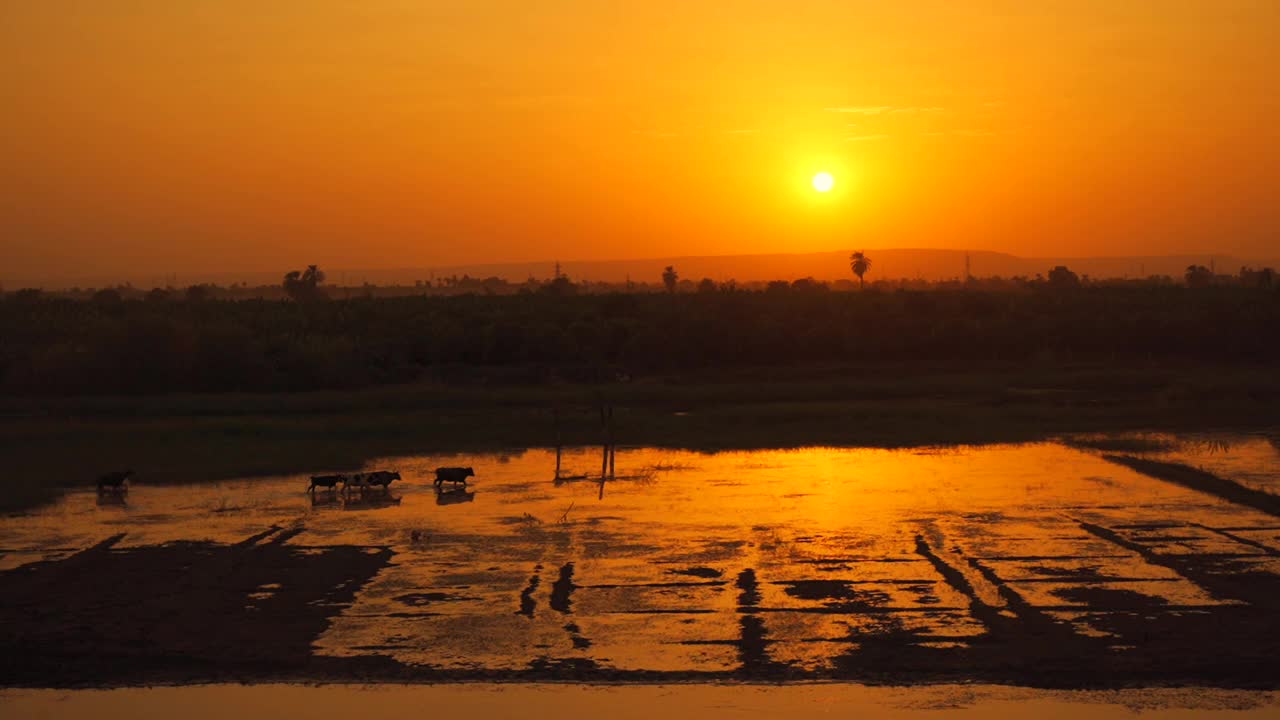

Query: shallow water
left=1146, top=432, right=1280, bottom=495
left=2, top=441, right=1279, bottom=684
left=3, top=684, right=1278, bottom=720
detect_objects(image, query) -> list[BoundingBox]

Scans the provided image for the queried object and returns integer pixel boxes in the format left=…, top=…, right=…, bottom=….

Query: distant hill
left=19, top=249, right=1279, bottom=290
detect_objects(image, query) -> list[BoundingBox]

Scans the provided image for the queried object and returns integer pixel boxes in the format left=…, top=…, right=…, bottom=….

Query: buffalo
left=308, top=474, right=346, bottom=493
left=434, top=466, right=475, bottom=487
left=365, top=470, right=401, bottom=488
left=97, top=470, right=132, bottom=492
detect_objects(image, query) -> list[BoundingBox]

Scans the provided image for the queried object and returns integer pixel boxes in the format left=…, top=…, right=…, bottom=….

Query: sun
left=812, top=171, right=835, bottom=193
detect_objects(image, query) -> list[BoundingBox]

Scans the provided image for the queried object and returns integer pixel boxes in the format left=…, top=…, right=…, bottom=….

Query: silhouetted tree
left=849, top=251, right=872, bottom=289
left=283, top=264, right=328, bottom=302
left=1047, top=265, right=1081, bottom=289
left=791, top=277, right=828, bottom=292
left=1185, top=265, right=1213, bottom=288
left=1240, top=266, right=1275, bottom=288
left=185, top=284, right=210, bottom=303
left=92, top=288, right=122, bottom=304
left=662, top=265, right=678, bottom=294
left=697, top=278, right=717, bottom=294
left=539, top=275, right=578, bottom=296
left=145, top=287, right=172, bottom=303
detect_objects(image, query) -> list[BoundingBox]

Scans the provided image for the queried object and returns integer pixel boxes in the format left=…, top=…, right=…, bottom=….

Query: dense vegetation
left=2, top=285, right=1277, bottom=396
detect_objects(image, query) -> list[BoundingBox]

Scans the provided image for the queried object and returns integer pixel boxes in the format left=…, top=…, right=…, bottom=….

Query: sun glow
left=812, top=172, right=835, bottom=193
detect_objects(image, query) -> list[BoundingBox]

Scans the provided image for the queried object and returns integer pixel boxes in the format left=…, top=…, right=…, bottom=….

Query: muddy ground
left=2, top=440, right=1279, bottom=688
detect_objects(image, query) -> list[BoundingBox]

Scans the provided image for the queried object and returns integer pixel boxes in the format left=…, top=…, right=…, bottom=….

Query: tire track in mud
left=1076, top=519, right=1280, bottom=610
left=960, top=555, right=1068, bottom=635
left=549, top=562, right=576, bottom=613
left=516, top=552, right=591, bottom=656
left=234, top=526, right=281, bottom=547
left=548, top=562, right=591, bottom=649
left=1189, top=522, right=1280, bottom=557
left=1065, top=518, right=1280, bottom=679
left=913, top=534, right=1008, bottom=632
left=269, top=526, right=307, bottom=544
left=517, top=565, right=541, bottom=617
left=733, top=568, right=779, bottom=676
left=915, top=533, right=1088, bottom=660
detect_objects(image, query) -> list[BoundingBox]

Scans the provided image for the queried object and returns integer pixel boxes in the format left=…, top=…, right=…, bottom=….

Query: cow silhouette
left=97, top=470, right=132, bottom=492
left=434, top=467, right=475, bottom=487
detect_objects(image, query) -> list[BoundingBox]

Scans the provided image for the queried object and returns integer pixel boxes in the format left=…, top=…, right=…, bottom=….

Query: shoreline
left=3, top=364, right=1277, bottom=514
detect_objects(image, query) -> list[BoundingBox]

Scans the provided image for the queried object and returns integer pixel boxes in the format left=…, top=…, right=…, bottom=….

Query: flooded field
left=1146, top=433, right=1280, bottom=496
left=3, top=437, right=1279, bottom=687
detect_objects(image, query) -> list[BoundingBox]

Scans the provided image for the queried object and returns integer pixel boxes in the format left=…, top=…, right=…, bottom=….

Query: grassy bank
left=2, top=363, right=1276, bottom=513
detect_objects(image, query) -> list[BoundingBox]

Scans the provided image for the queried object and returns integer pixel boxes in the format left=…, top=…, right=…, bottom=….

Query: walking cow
left=308, top=474, right=346, bottom=493
left=97, top=470, right=133, bottom=492
left=434, top=467, right=475, bottom=487
left=365, top=470, right=401, bottom=489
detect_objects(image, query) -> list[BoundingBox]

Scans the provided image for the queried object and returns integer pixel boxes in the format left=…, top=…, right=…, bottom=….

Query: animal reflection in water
left=308, top=486, right=402, bottom=510
left=308, top=491, right=342, bottom=508
left=307, top=471, right=400, bottom=494
left=95, top=491, right=128, bottom=507
left=435, top=485, right=475, bottom=506
left=338, top=491, right=402, bottom=510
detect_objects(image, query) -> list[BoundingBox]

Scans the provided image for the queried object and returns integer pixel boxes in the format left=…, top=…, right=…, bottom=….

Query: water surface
left=3, top=441, right=1278, bottom=684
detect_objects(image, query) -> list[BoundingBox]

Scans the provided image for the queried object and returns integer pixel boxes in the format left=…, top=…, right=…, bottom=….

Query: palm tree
left=302, top=264, right=325, bottom=289
left=283, top=264, right=328, bottom=302
left=662, top=265, right=678, bottom=294
left=849, top=251, right=872, bottom=289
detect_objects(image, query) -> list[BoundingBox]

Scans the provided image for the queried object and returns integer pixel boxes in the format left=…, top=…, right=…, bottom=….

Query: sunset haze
left=3, top=1, right=1278, bottom=285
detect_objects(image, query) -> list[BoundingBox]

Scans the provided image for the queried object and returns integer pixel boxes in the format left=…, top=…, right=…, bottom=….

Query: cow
left=434, top=466, right=475, bottom=487
left=344, top=473, right=371, bottom=492
left=364, top=470, right=401, bottom=489
left=97, top=470, right=132, bottom=492
left=308, top=474, right=347, bottom=493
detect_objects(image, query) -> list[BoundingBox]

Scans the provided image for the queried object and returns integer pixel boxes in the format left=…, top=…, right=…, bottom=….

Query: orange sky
left=2, top=1, right=1278, bottom=284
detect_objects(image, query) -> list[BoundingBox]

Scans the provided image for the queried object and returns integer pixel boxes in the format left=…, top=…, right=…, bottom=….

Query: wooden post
left=553, top=407, right=562, bottom=480
left=605, top=404, right=616, bottom=478
left=598, top=443, right=608, bottom=500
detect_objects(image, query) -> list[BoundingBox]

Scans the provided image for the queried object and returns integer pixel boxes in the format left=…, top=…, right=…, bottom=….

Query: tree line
left=2, top=280, right=1277, bottom=396
left=8, top=254, right=1274, bottom=304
